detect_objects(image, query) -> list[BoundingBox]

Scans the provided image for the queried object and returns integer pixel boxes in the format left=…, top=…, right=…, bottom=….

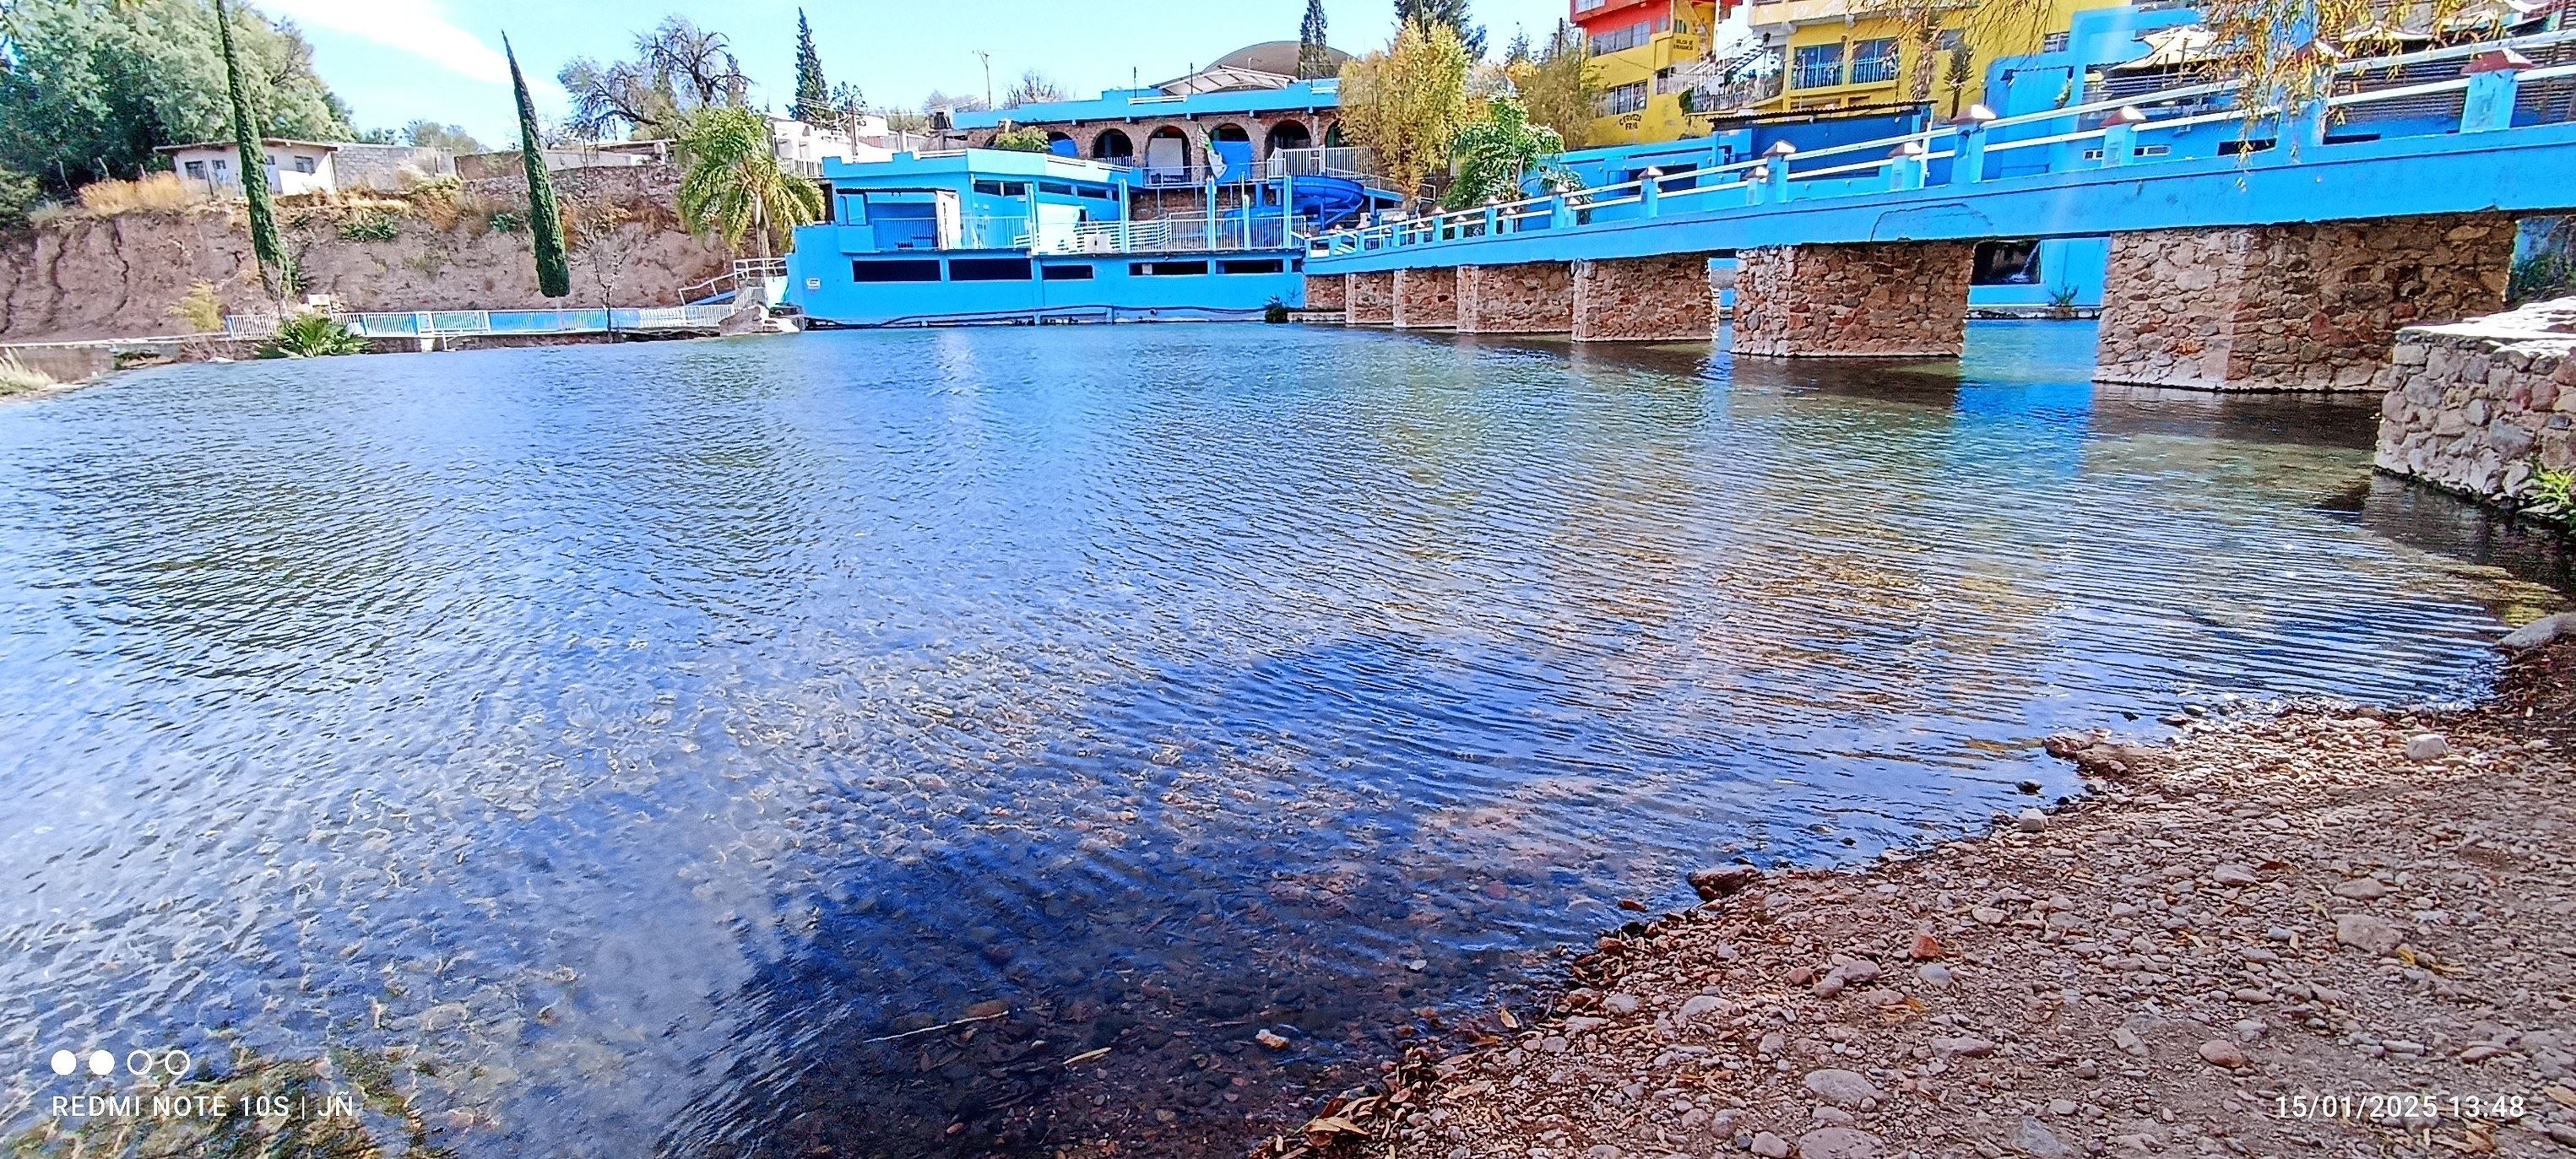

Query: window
left=948, top=257, right=1033, bottom=281
left=1792, top=43, right=1845, bottom=89
left=1078, top=187, right=1118, bottom=201
left=971, top=180, right=1031, bottom=197
left=1131, top=260, right=1208, bottom=277
left=1219, top=258, right=1285, bottom=275
left=212, top=159, right=229, bottom=176
left=851, top=259, right=943, bottom=283
left=1039, top=181, right=1076, bottom=196
left=1589, top=18, right=1664, bottom=56
left=2042, top=31, right=2071, bottom=52
left=2217, top=138, right=2276, bottom=155
left=1851, top=39, right=1900, bottom=84
left=1042, top=264, right=1097, bottom=281
left=292, top=156, right=317, bottom=174
left=1599, top=82, right=1650, bottom=116
left=184, top=160, right=207, bottom=180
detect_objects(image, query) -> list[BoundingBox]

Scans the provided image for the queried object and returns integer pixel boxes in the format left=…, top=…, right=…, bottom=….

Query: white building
left=769, top=116, right=895, bottom=176
left=157, top=139, right=453, bottom=195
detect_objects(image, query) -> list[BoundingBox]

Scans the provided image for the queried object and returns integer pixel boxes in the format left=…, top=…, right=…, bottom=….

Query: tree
left=1510, top=19, right=1597, bottom=149
left=1393, top=0, right=1484, bottom=58
left=1843, top=0, right=2055, bottom=109
left=829, top=82, right=868, bottom=145
left=1337, top=17, right=1474, bottom=203
left=1443, top=95, right=1565, bottom=209
left=2195, top=0, right=2485, bottom=120
left=792, top=8, right=830, bottom=123
left=404, top=121, right=484, bottom=154
left=1501, top=27, right=1532, bottom=67
left=507, top=37, right=571, bottom=298
left=0, top=0, right=353, bottom=197
left=990, top=125, right=1050, bottom=152
left=557, top=17, right=750, bottom=139
left=211, top=0, right=282, bottom=293
left=1001, top=70, right=1065, bottom=109
left=676, top=106, right=824, bottom=262
left=1298, top=0, right=1335, bottom=79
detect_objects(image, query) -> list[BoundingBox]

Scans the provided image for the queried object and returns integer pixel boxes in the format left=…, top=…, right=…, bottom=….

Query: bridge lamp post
left=1947, top=104, right=1998, bottom=186
left=2463, top=48, right=2537, bottom=133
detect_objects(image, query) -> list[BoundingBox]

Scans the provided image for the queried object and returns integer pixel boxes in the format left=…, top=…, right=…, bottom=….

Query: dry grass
left=74, top=173, right=209, bottom=217
left=0, top=354, right=56, bottom=396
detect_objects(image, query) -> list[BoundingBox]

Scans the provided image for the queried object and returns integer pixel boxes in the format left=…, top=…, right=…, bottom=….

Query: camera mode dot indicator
left=49, top=1050, right=75, bottom=1076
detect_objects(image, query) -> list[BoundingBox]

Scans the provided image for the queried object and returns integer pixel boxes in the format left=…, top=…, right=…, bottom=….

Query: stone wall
left=2096, top=214, right=2513, bottom=392
left=1348, top=271, right=1394, bottom=326
left=2374, top=297, right=2576, bottom=507
left=1305, top=274, right=1347, bottom=311
left=1572, top=253, right=1716, bottom=343
left=1393, top=267, right=1457, bottom=329
left=1457, top=263, right=1573, bottom=334
left=1732, top=241, right=1974, bottom=358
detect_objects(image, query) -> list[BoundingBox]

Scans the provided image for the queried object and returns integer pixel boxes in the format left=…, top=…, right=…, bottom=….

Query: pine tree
left=211, top=0, right=284, bottom=294
left=1393, top=0, right=1485, bottom=58
left=792, top=9, right=830, bottom=122
left=1297, top=0, right=1334, bottom=79
left=506, top=37, right=572, bottom=299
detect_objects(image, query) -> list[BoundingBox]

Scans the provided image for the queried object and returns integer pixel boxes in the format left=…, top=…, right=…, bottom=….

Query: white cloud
left=262, top=0, right=560, bottom=102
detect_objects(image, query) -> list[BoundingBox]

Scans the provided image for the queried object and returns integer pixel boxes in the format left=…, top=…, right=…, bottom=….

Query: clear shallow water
left=0, top=322, right=2562, bottom=1156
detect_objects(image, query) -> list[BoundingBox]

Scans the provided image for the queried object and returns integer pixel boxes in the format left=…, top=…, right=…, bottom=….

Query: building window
left=1039, top=181, right=1075, bottom=196
left=1219, top=258, right=1285, bottom=275
left=212, top=159, right=229, bottom=176
left=1599, top=81, right=1650, bottom=116
left=291, top=156, right=316, bottom=174
left=1851, top=39, right=1901, bottom=84
left=971, top=180, right=1030, bottom=197
left=1792, top=43, right=1845, bottom=89
left=2042, top=31, right=2070, bottom=52
left=1131, top=260, right=1209, bottom=276
left=1589, top=19, right=1661, bottom=55
left=1041, top=264, right=1096, bottom=281
left=185, top=160, right=207, bottom=180
left=949, top=257, right=1032, bottom=281
left=851, top=258, right=943, bottom=283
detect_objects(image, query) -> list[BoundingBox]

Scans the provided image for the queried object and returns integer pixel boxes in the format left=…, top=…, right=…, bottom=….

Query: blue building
left=784, top=148, right=1386, bottom=327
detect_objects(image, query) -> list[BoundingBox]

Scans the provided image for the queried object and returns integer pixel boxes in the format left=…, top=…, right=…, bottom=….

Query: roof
left=1214, top=40, right=1348, bottom=75
left=155, top=138, right=348, bottom=154
left=1153, top=41, right=1348, bottom=94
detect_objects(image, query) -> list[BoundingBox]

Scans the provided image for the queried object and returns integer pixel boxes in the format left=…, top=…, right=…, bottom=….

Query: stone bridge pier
left=1573, top=254, right=1722, bottom=343
left=1346, top=271, right=1396, bottom=326
left=2095, top=213, right=2514, bottom=391
left=1304, top=274, right=1347, bottom=314
left=1393, top=268, right=1458, bottom=328
left=1732, top=241, right=1977, bottom=358
left=1456, top=263, right=1575, bottom=334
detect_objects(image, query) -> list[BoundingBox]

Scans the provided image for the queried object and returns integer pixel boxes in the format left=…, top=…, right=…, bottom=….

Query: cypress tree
left=1394, top=0, right=1485, bottom=57
left=212, top=0, right=284, bottom=293
left=1298, top=0, right=1333, bottom=79
left=506, top=37, right=572, bottom=299
left=793, top=10, right=830, bottom=122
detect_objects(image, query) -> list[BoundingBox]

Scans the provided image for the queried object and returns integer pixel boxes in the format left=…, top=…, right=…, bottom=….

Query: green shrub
left=487, top=209, right=526, bottom=233
left=1264, top=298, right=1291, bottom=323
left=0, top=168, right=38, bottom=229
left=990, top=126, right=1051, bottom=153
left=337, top=209, right=402, bottom=242
left=171, top=280, right=225, bottom=333
left=0, top=353, right=54, bottom=395
left=259, top=311, right=368, bottom=359
left=2526, top=468, right=2576, bottom=523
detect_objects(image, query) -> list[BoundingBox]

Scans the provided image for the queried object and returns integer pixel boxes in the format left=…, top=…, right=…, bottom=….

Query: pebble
left=1750, top=1130, right=1791, bottom=1158
left=2498, top=610, right=2576, bottom=647
left=2015, top=809, right=2048, bottom=832
left=2209, top=864, right=2260, bottom=887
left=1680, top=994, right=1727, bottom=1021
left=1794, top=1126, right=1880, bottom=1159
left=1254, top=1029, right=1289, bottom=1050
left=1802, top=1068, right=1884, bottom=1108
left=1917, top=963, right=1954, bottom=988
left=2015, top=1116, right=2075, bottom=1157
left=2405, top=733, right=2450, bottom=761
left=1932, top=1036, right=1998, bottom=1057
left=2334, top=913, right=2409, bottom=956
left=2197, top=1039, right=2249, bottom=1069
left=1603, top=993, right=1641, bottom=1015
left=2331, top=877, right=2393, bottom=900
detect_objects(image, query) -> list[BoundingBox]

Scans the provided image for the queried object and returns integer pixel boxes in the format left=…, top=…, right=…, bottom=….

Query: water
left=0, top=322, right=2561, bottom=1156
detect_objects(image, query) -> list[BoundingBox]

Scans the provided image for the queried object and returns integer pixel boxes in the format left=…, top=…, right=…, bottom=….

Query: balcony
left=1792, top=64, right=1845, bottom=90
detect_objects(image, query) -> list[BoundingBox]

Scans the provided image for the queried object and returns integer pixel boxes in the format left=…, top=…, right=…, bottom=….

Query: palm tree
left=676, top=106, right=824, bottom=262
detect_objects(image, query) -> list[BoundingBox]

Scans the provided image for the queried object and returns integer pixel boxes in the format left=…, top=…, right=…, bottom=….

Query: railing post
left=1764, top=140, right=1796, bottom=203
left=1885, top=141, right=1928, bottom=191
left=1483, top=198, right=1500, bottom=236
left=1640, top=167, right=1663, bottom=217
left=2463, top=48, right=2535, bottom=132
left=2282, top=96, right=2329, bottom=150
left=1746, top=162, right=1771, bottom=206
left=1946, top=104, right=1996, bottom=185
left=2096, top=106, right=2149, bottom=167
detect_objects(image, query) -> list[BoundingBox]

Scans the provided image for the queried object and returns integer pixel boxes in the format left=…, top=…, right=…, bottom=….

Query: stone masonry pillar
left=1347, top=271, right=1395, bottom=326
left=2095, top=213, right=2514, bottom=392
left=1393, top=267, right=1458, bottom=329
left=1732, top=241, right=1976, bottom=358
left=1572, top=253, right=1720, bottom=343
left=1456, top=263, right=1575, bottom=334
left=1305, top=274, right=1347, bottom=313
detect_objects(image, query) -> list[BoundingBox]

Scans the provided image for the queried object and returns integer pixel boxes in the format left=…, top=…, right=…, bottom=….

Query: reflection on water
left=0, top=321, right=2557, bottom=1156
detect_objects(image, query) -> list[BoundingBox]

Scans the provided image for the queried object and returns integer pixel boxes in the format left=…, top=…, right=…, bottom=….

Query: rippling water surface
left=0, top=322, right=2562, bottom=1156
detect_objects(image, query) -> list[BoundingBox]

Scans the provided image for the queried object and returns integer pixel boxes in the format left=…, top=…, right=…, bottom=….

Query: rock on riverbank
left=1271, top=643, right=2576, bottom=1159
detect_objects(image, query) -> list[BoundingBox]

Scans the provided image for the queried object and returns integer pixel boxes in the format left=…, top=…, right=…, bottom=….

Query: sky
left=262, top=0, right=1581, bottom=147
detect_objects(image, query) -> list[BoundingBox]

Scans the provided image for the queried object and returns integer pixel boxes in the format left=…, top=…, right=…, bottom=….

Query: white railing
left=223, top=304, right=737, bottom=340
left=1313, top=26, right=2576, bottom=261
left=677, top=257, right=789, bottom=305
left=1268, top=147, right=1380, bottom=179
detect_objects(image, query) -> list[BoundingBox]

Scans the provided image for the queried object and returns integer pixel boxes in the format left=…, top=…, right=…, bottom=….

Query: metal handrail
left=1313, top=24, right=2576, bottom=258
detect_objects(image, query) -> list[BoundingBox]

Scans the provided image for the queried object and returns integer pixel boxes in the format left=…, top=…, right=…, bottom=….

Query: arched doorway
left=1143, top=126, right=1191, bottom=181
left=1045, top=131, right=1076, bottom=158
left=1093, top=129, right=1135, bottom=164
left=1265, top=120, right=1313, bottom=159
left=1207, top=123, right=1254, bottom=179
left=1323, top=121, right=1348, bottom=149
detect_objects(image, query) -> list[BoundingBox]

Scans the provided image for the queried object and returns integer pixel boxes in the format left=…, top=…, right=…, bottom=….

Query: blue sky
left=261, top=0, right=1580, bottom=145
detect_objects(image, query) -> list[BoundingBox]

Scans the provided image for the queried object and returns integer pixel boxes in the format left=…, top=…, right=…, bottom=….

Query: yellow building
left=1741, top=0, right=2123, bottom=118
left=1576, top=0, right=1727, bottom=146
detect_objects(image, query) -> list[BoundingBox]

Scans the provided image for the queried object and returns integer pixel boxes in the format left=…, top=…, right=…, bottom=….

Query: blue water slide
left=1291, top=176, right=1368, bottom=230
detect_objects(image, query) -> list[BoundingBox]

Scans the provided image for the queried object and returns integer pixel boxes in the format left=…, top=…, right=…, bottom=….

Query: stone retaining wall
left=1573, top=254, right=1715, bottom=343
left=1348, top=272, right=1394, bottom=326
left=2098, top=214, right=2512, bottom=392
left=1304, top=274, right=1347, bottom=312
left=2374, top=297, right=2576, bottom=507
left=1457, top=263, right=1574, bottom=334
left=1732, top=241, right=1973, bottom=358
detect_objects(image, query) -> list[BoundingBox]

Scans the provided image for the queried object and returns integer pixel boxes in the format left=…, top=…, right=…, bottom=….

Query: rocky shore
left=1270, top=635, right=2576, bottom=1159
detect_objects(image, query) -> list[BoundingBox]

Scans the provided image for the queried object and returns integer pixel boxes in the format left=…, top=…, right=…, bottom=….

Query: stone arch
left=1093, top=128, right=1136, bottom=163
left=1142, top=125, right=1194, bottom=176
left=1264, top=119, right=1314, bottom=157
left=1323, top=120, right=1348, bottom=149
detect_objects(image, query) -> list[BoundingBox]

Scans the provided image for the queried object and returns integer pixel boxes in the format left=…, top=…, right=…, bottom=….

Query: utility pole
left=975, top=51, right=993, bottom=108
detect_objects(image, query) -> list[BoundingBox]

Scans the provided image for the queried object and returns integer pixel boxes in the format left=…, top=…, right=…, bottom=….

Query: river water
left=0, top=322, right=2563, bottom=1156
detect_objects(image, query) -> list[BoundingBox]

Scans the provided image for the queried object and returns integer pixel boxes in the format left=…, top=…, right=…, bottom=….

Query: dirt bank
left=1273, top=639, right=2576, bottom=1159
